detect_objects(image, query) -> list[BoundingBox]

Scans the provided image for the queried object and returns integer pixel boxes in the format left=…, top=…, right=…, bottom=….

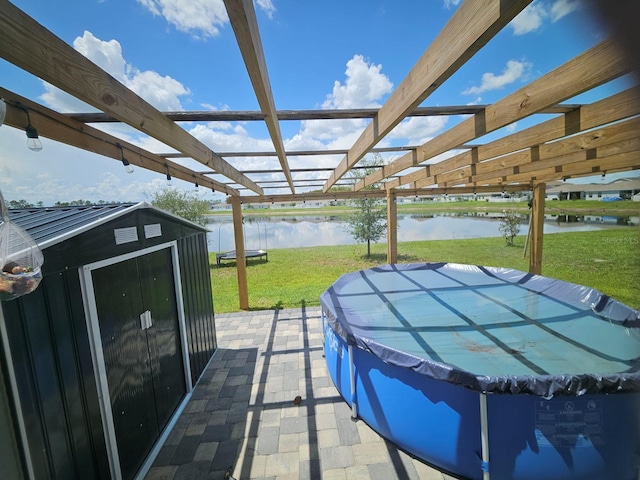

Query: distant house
left=546, top=178, right=640, bottom=201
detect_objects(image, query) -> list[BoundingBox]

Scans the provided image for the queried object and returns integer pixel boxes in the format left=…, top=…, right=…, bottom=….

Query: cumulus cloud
left=550, top=0, right=582, bottom=22
left=510, top=2, right=547, bottom=35
left=137, top=0, right=228, bottom=38
left=510, top=0, right=583, bottom=35
left=462, top=59, right=532, bottom=95
left=322, top=55, right=393, bottom=109
left=386, top=117, right=449, bottom=145
left=40, top=31, right=190, bottom=113
left=442, top=0, right=462, bottom=9
left=137, top=0, right=277, bottom=38
left=255, top=0, right=276, bottom=19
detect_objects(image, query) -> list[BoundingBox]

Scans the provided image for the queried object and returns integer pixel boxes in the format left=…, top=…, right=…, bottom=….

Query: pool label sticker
left=535, top=399, right=604, bottom=448
left=325, top=325, right=344, bottom=359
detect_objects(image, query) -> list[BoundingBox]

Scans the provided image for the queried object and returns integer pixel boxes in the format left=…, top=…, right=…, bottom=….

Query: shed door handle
left=140, top=310, right=152, bottom=330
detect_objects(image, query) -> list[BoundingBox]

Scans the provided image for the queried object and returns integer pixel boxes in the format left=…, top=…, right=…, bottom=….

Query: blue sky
left=0, top=0, right=635, bottom=205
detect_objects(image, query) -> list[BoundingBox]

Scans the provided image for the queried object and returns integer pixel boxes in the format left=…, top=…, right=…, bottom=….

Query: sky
left=0, top=0, right=637, bottom=205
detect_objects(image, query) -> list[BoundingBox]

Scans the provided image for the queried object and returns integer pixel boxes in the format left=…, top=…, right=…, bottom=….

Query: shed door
left=92, top=248, right=185, bottom=480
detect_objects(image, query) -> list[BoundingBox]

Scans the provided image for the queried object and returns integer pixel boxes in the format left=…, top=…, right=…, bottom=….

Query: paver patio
left=145, top=306, right=458, bottom=480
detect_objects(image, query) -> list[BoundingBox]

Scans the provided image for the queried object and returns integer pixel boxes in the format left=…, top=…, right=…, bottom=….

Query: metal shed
left=0, top=202, right=217, bottom=480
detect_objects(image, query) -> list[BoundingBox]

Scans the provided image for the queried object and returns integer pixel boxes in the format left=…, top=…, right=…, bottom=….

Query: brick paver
left=145, top=307, right=448, bottom=479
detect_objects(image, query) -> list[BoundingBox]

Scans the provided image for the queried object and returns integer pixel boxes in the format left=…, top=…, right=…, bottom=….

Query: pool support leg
left=479, top=393, right=490, bottom=480
left=348, top=344, right=358, bottom=420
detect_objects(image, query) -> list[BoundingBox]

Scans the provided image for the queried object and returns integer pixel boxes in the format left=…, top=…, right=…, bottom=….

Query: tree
left=150, top=187, right=210, bottom=226
left=8, top=200, right=34, bottom=208
left=344, top=154, right=387, bottom=257
left=498, top=209, right=523, bottom=246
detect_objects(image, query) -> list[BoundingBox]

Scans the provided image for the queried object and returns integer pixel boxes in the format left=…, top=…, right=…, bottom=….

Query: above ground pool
left=320, top=263, right=640, bottom=480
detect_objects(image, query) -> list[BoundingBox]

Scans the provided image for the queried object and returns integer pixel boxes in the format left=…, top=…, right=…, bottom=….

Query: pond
left=206, top=211, right=638, bottom=252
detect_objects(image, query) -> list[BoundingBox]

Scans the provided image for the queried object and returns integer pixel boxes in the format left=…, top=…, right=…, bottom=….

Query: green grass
left=210, top=228, right=640, bottom=313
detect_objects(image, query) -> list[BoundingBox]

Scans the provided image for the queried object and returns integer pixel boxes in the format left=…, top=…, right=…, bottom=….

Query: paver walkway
left=145, top=306, right=457, bottom=480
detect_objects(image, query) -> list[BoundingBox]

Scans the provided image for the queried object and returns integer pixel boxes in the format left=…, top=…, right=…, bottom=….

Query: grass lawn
left=209, top=228, right=639, bottom=313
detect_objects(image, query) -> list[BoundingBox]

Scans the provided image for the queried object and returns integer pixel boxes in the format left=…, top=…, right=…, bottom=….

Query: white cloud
left=40, top=31, right=190, bottom=113
left=509, top=0, right=582, bottom=35
left=0, top=125, right=168, bottom=204
left=126, top=70, right=190, bottom=112
left=255, top=0, right=276, bottom=19
left=386, top=117, right=449, bottom=145
left=510, top=2, right=547, bottom=35
left=550, top=0, right=582, bottom=22
left=462, top=60, right=532, bottom=95
left=322, top=55, right=393, bottom=109
left=137, top=0, right=228, bottom=38
left=442, top=0, right=462, bottom=9
left=74, top=31, right=127, bottom=81
left=137, top=0, right=277, bottom=38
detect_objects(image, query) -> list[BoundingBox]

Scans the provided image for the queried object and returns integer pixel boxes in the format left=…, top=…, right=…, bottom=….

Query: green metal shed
left=0, top=202, right=217, bottom=480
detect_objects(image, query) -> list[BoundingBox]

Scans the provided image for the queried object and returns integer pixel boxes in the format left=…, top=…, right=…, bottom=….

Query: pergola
left=1, top=0, right=639, bottom=309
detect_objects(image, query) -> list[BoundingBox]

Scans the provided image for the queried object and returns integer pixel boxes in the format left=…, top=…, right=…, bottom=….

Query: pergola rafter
left=368, top=39, right=632, bottom=191
left=0, top=0, right=262, bottom=195
left=223, top=0, right=295, bottom=193
left=321, top=0, right=534, bottom=192
left=1, top=0, right=639, bottom=309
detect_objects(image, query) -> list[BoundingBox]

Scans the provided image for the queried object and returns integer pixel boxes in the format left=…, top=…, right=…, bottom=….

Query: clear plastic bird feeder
left=0, top=190, right=44, bottom=301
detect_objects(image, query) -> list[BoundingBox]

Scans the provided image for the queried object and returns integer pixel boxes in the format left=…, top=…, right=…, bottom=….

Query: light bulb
left=27, top=136, right=43, bottom=152
left=25, top=124, right=42, bottom=151
left=121, top=157, right=134, bottom=173
left=166, top=173, right=172, bottom=186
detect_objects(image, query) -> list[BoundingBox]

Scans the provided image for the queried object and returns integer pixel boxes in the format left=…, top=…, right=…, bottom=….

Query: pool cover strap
left=320, top=263, right=640, bottom=398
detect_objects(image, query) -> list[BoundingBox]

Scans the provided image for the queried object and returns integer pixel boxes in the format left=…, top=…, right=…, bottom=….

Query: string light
left=17, top=104, right=42, bottom=151
left=165, top=165, right=172, bottom=186
left=117, top=144, right=133, bottom=173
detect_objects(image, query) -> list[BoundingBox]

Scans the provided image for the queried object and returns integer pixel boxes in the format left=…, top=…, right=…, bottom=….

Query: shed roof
left=8, top=202, right=207, bottom=250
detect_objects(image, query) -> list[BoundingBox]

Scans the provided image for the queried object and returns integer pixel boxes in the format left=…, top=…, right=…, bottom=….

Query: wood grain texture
left=0, top=0, right=262, bottom=194
left=1, top=87, right=238, bottom=195
left=224, top=0, right=294, bottom=192
left=359, top=39, right=631, bottom=191
left=323, top=0, right=533, bottom=192
left=231, top=196, right=249, bottom=310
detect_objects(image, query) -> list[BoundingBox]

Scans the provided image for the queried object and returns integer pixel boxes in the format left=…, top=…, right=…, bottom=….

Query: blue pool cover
left=320, top=263, right=640, bottom=398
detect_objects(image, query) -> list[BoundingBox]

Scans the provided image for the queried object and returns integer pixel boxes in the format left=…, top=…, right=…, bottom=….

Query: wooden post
left=387, top=190, right=398, bottom=265
left=529, top=183, right=546, bottom=275
left=231, top=196, right=249, bottom=310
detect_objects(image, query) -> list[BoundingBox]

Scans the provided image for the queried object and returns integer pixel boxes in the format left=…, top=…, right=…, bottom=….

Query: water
left=206, top=212, right=638, bottom=252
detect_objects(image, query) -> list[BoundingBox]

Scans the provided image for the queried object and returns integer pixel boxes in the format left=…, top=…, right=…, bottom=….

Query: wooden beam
left=0, top=87, right=239, bottom=196
left=67, top=104, right=582, bottom=123
left=322, top=0, right=533, bottom=192
left=506, top=148, right=640, bottom=184
left=441, top=116, right=640, bottom=187
left=224, top=0, right=294, bottom=192
left=406, top=87, right=640, bottom=189
left=231, top=196, right=249, bottom=310
left=238, top=183, right=530, bottom=204
left=371, top=39, right=631, bottom=191
left=0, top=0, right=262, bottom=194
left=386, top=190, right=398, bottom=265
left=529, top=183, right=546, bottom=275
